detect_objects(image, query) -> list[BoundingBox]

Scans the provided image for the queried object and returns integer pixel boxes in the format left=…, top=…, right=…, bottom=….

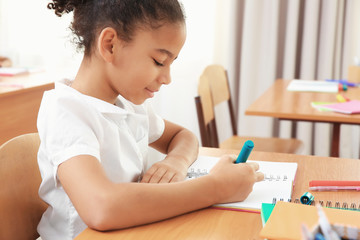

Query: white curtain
left=234, top=0, right=360, bottom=158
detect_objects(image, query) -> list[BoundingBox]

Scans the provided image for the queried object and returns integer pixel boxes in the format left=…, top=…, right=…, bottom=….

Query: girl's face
left=108, top=23, right=186, bottom=105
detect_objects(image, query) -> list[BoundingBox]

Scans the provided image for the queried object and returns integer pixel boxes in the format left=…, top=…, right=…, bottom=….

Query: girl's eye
left=153, top=59, right=164, bottom=67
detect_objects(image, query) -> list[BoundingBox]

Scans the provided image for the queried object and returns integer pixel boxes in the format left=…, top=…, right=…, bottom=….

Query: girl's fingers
left=148, top=168, right=167, bottom=183
left=246, top=162, right=260, bottom=171
left=140, top=167, right=157, bottom=183
left=255, top=172, right=265, bottom=182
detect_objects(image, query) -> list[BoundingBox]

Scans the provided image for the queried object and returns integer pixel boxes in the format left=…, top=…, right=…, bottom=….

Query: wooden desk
left=0, top=72, right=54, bottom=145
left=245, top=79, right=360, bottom=157
left=75, top=147, right=360, bottom=240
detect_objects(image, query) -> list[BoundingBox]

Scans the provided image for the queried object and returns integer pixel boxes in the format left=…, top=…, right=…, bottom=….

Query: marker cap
left=300, top=192, right=314, bottom=205
left=235, top=140, right=254, bottom=163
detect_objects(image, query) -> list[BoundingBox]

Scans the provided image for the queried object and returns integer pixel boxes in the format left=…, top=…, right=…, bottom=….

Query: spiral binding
left=271, top=198, right=360, bottom=211
left=187, top=169, right=290, bottom=181
left=187, top=168, right=208, bottom=178
left=269, top=198, right=290, bottom=204
left=188, top=169, right=360, bottom=212
left=264, top=173, right=288, bottom=181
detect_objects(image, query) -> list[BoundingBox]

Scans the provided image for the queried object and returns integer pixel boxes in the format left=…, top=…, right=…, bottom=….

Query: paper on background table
left=187, top=156, right=298, bottom=212
left=310, top=102, right=334, bottom=112
left=287, top=79, right=338, bottom=93
left=0, top=67, right=28, bottom=76
left=319, top=100, right=360, bottom=114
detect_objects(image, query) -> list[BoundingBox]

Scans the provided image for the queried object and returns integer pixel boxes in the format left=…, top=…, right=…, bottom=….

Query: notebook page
left=187, top=156, right=298, bottom=211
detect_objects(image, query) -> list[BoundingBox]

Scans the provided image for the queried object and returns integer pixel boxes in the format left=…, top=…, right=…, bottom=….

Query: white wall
left=0, top=0, right=82, bottom=77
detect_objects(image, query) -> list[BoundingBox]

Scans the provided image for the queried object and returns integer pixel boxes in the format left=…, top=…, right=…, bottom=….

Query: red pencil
left=309, top=180, right=360, bottom=191
left=309, top=180, right=360, bottom=187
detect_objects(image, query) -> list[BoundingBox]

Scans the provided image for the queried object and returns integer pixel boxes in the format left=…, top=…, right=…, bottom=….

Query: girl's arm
left=57, top=154, right=263, bottom=231
left=143, top=120, right=199, bottom=183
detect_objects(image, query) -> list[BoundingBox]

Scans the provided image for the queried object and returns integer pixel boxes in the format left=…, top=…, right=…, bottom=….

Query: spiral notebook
left=259, top=201, right=360, bottom=240
left=261, top=199, right=360, bottom=227
left=187, top=156, right=298, bottom=213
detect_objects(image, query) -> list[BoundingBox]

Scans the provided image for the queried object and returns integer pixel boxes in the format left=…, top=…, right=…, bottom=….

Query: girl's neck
left=71, top=56, right=118, bottom=104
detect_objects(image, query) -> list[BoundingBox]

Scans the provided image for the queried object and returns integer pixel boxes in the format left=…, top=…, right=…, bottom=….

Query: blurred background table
left=245, top=79, right=360, bottom=157
left=0, top=71, right=54, bottom=145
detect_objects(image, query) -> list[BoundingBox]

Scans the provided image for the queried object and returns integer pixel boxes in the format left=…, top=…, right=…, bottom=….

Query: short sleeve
left=37, top=91, right=101, bottom=168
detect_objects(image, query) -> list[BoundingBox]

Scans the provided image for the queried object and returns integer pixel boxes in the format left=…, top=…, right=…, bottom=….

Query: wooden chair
left=195, top=65, right=304, bottom=154
left=0, top=133, right=47, bottom=240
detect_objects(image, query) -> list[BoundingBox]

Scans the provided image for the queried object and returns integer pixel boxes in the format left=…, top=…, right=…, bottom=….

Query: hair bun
left=47, top=0, right=86, bottom=17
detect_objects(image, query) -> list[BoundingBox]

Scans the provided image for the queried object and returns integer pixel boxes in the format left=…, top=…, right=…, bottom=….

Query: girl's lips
left=146, top=87, right=160, bottom=93
left=145, top=88, right=158, bottom=97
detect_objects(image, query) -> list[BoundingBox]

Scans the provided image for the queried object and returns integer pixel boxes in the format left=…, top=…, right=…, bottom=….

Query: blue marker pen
left=325, top=79, right=358, bottom=87
left=314, top=233, right=326, bottom=240
left=235, top=140, right=254, bottom=163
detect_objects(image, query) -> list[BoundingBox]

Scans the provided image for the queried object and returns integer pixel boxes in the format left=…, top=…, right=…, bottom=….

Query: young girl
left=37, top=0, right=264, bottom=239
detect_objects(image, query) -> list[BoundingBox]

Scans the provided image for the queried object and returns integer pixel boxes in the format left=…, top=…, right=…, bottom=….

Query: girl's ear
left=97, top=27, right=118, bottom=63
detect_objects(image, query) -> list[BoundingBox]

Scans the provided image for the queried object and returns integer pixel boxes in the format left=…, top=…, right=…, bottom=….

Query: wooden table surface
left=0, top=72, right=54, bottom=145
left=245, top=79, right=360, bottom=124
left=0, top=71, right=54, bottom=94
left=75, top=147, right=360, bottom=240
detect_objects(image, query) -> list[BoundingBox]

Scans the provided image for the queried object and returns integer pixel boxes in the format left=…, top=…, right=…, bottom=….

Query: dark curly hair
left=47, top=0, right=185, bottom=56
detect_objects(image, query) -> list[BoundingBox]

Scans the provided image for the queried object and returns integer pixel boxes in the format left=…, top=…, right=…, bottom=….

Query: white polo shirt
left=37, top=81, right=165, bottom=240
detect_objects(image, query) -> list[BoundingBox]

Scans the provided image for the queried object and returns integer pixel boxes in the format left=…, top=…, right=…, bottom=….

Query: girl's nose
left=158, top=68, right=171, bottom=85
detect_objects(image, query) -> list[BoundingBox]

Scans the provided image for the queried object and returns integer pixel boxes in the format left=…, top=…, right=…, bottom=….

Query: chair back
left=202, top=65, right=238, bottom=135
left=0, top=133, right=47, bottom=240
left=195, top=73, right=219, bottom=147
left=202, top=65, right=231, bottom=105
left=195, top=65, right=304, bottom=154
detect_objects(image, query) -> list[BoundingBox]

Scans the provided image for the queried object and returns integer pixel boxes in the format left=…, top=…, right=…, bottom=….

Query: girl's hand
left=141, top=155, right=189, bottom=183
left=208, top=154, right=264, bottom=203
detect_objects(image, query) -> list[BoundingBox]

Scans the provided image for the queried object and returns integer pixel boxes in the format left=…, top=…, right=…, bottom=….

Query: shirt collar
left=54, top=80, right=137, bottom=115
